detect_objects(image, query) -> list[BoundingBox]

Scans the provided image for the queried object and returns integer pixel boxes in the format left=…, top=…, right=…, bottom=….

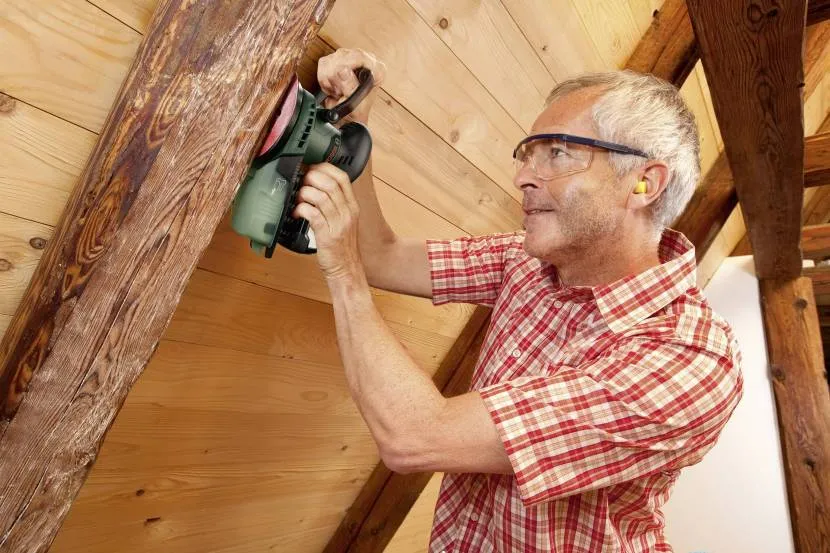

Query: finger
left=305, top=165, right=350, bottom=215
left=295, top=184, right=334, bottom=214
left=314, top=162, right=360, bottom=212
left=293, top=202, right=328, bottom=234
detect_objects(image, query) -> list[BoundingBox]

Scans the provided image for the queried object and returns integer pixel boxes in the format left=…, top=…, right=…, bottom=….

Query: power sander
left=231, top=68, right=374, bottom=257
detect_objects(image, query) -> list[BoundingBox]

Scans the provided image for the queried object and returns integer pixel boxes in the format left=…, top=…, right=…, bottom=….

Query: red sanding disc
left=259, top=75, right=300, bottom=156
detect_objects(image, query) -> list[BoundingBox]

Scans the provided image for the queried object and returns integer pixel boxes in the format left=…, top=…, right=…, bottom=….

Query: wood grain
left=0, top=0, right=336, bottom=550
left=0, top=0, right=142, bottom=132
left=499, top=0, right=605, bottom=80
left=0, top=212, right=52, bottom=317
left=0, top=93, right=95, bottom=226
left=625, top=0, right=697, bottom=83
left=808, top=0, right=830, bottom=25
left=805, top=131, right=830, bottom=188
left=404, top=0, right=555, bottom=131
left=319, top=0, right=526, bottom=200
left=802, top=224, right=830, bottom=260
left=50, top=340, right=380, bottom=553
left=687, top=0, right=807, bottom=279
left=759, top=277, right=830, bottom=552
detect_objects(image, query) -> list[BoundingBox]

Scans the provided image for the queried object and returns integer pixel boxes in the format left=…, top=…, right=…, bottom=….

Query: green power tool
left=232, top=68, right=374, bottom=257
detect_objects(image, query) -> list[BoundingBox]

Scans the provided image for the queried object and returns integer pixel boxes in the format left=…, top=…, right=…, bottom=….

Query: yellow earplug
left=634, top=181, right=647, bottom=194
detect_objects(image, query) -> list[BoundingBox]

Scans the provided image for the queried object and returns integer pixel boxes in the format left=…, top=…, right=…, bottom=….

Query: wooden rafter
left=687, top=0, right=807, bottom=279
left=0, top=1, right=334, bottom=550
left=801, top=224, right=830, bottom=260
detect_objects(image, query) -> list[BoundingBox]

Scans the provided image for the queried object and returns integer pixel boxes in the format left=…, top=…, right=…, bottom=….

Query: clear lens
left=514, top=137, right=593, bottom=180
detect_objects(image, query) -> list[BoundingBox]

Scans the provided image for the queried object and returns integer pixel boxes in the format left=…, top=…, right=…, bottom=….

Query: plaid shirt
left=424, top=229, right=743, bottom=552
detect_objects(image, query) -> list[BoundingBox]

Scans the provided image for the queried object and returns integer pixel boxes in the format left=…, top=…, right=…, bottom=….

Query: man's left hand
left=294, top=163, right=364, bottom=283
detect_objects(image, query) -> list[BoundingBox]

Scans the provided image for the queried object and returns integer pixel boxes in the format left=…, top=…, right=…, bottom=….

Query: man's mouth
left=523, top=209, right=552, bottom=215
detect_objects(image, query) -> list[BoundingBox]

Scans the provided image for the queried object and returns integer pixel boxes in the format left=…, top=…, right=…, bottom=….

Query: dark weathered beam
left=687, top=0, right=807, bottom=279
left=805, top=132, right=830, bottom=188
left=323, top=309, right=490, bottom=553
left=674, top=24, right=829, bottom=261
left=625, top=1, right=828, bottom=85
left=732, top=116, right=830, bottom=257
left=760, top=277, right=830, bottom=551
left=0, top=0, right=334, bottom=550
left=808, top=0, right=830, bottom=25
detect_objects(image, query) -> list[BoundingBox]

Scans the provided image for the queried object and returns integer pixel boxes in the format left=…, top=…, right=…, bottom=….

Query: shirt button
left=511, top=348, right=522, bottom=358
left=470, top=511, right=479, bottom=521
left=554, top=300, right=563, bottom=308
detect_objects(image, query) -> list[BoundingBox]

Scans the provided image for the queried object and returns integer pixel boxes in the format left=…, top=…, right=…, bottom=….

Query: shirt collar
left=550, top=229, right=697, bottom=333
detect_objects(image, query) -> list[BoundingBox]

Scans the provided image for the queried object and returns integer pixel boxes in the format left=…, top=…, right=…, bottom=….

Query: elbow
left=377, top=429, right=437, bottom=474
left=380, top=442, right=432, bottom=475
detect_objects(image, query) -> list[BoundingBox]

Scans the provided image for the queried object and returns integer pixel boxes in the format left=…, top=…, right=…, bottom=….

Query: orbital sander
left=232, top=68, right=374, bottom=257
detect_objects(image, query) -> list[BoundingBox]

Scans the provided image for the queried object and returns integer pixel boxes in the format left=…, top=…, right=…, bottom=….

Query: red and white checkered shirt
left=425, top=228, right=743, bottom=552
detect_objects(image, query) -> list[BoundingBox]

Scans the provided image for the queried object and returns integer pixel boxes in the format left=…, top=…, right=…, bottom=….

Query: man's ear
left=627, top=161, right=670, bottom=209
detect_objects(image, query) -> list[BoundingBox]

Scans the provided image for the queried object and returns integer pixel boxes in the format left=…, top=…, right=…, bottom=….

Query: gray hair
left=546, top=70, right=700, bottom=229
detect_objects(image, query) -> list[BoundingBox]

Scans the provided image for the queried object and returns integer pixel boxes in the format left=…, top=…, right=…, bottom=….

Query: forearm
left=327, top=272, right=446, bottom=462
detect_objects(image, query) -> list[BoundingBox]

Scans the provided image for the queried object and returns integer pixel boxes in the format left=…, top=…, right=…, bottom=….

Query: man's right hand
left=317, top=48, right=387, bottom=124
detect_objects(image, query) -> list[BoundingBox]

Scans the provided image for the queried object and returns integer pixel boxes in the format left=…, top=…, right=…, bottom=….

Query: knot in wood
left=0, top=259, right=11, bottom=272
left=793, top=297, right=808, bottom=310
left=0, top=93, right=16, bottom=114
left=438, top=17, right=449, bottom=29
left=29, top=237, right=47, bottom=250
left=770, top=364, right=785, bottom=382
left=449, top=129, right=460, bottom=143
left=804, top=457, right=816, bottom=470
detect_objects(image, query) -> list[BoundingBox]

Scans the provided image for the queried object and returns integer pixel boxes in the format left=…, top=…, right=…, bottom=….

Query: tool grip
left=317, top=67, right=374, bottom=124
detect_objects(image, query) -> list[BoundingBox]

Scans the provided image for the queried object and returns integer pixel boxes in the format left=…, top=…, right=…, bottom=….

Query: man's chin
left=522, top=230, right=559, bottom=260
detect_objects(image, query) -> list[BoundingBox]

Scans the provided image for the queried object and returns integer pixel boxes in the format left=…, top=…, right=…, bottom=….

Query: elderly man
left=297, top=48, right=743, bottom=552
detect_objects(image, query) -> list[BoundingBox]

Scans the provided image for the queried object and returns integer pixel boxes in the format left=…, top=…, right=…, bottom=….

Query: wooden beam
left=732, top=118, right=830, bottom=257
left=687, top=0, right=807, bottom=279
left=0, top=0, right=334, bottom=550
left=808, top=0, right=830, bottom=25
left=802, top=224, right=830, bottom=260
left=322, top=308, right=490, bottom=553
left=673, top=23, right=829, bottom=262
left=806, top=266, right=830, bottom=296
left=805, top=132, right=830, bottom=188
left=624, top=0, right=828, bottom=85
left=759, top=277, right=830, bottom=551
left=625, top=0, right=698, bottom=84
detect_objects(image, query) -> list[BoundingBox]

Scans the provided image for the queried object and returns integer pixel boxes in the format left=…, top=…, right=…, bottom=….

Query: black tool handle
left=317, top=67, right=375, bottom=124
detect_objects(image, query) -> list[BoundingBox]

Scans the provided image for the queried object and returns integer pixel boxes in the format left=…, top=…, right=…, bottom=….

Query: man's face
left=514, top=88, right=629, bottom=264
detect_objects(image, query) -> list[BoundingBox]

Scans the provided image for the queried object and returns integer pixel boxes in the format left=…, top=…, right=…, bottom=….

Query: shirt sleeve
left=426, top=232, right=524, bottom=307
left=478, top=337, right=743, bottom=507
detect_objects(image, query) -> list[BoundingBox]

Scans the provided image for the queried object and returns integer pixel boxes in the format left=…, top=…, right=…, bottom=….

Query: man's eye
left=549, top=147, right=567, bottom=158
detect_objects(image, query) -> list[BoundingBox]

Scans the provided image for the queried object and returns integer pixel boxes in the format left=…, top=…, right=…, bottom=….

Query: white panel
left=663, top=256, right=795, bottom=553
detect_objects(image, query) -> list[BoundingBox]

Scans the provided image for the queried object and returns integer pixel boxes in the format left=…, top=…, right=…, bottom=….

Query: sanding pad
left=259, top=75, right=301, bottom=157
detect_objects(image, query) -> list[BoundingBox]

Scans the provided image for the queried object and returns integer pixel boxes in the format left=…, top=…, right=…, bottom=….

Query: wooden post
left=759, top=278, right=830, bottom=551
left=0, top=0, right=334, bottom=550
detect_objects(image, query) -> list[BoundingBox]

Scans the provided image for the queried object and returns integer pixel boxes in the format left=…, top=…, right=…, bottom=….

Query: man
left=297, top=48, right=743, bottom=552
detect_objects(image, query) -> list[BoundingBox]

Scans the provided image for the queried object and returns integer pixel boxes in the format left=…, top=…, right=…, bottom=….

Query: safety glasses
left=512, top=133, right=649, bottom=181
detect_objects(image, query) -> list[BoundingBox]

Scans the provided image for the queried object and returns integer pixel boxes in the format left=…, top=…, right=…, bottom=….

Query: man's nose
left=513, top=165, right=541, bottom=192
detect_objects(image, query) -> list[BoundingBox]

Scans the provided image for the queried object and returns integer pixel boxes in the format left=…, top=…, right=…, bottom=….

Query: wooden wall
left=0, top=0, right=759, bottom=551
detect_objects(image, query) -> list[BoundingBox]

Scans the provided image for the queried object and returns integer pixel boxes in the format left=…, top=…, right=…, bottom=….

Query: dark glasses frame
left=512, top=133, right=649, bottom=159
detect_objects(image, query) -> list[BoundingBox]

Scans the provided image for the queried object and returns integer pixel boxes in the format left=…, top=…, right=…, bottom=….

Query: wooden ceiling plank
left=687, top=0, right=808, bottom=279
left=0, top=0, right=334, bottom=549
